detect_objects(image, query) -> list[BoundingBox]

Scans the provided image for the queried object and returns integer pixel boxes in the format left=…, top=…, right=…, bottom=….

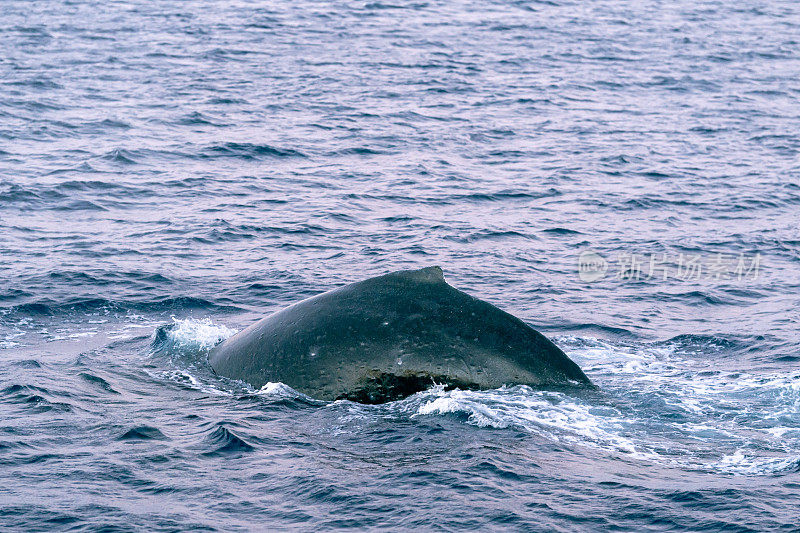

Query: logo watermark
left=577, top=250, right=761, bottom=283
left=578, top=250, right=609, bottom=282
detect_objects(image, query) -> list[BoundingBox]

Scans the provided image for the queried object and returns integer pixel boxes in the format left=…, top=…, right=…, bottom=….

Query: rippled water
left=2, top=0, right=799, bottom=530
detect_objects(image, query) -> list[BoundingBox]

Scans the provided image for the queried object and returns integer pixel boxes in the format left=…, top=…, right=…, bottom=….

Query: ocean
left=1, top=0, right=799, bottom=530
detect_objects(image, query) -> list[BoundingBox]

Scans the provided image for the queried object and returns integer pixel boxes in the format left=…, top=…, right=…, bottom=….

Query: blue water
left=2, top=0, right=799, bottom=530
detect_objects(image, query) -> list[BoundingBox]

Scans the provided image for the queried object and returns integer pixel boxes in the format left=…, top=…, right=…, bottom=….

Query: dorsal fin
left=393, top=266, right=445, bottom=284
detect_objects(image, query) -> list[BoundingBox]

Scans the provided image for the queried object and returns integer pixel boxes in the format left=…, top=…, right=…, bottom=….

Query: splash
left=408, top=336, right=800, bottom=476
left=413, top=386, right=646, bottom=457
left=417, top=392, right=511, bottom=429
left=148, top=320, right=800, bottom=477
left=153, top=317, right=236, bottom=353
left=257, top=381, right=306, bottom=399
left=715, top=450, right=800, bottom=475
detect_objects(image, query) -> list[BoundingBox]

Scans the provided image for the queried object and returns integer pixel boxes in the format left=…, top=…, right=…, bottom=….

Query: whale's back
left=209, top=267, right=591, bottom=402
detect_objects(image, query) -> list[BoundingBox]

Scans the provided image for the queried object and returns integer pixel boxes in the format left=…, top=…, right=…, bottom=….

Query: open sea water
left=1, top=0, right=799, bottom=530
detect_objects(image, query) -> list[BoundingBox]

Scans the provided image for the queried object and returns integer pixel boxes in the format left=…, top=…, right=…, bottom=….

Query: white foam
left=161, top=368, right=233, bottom=396
left=406, top=336, right=800, bottom=476
left=162, top=317, right=236, bottom=351
left=413, top=387, right=649, bottom=458
left=715, top=450, right=799, bottom=475
left=256, top=382, right=326, bottom=404
left=417, top=394, right=510, bottom=428
left=257, top=381, right=304, bottom=399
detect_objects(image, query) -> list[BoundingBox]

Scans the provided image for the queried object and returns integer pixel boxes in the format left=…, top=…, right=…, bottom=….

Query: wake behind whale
left=209, top=267, right=592, bottom=403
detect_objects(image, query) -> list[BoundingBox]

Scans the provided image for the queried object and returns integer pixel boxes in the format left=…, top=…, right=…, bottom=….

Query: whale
left=209, top=266, right=592, bottom=403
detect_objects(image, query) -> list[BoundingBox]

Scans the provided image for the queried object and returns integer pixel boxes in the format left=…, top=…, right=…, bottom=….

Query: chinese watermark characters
left=578, top=250, right=761, bottom=283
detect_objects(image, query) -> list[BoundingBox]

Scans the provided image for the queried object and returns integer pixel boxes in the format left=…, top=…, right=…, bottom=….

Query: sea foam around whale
left=157, top=318, right=800, bottom=477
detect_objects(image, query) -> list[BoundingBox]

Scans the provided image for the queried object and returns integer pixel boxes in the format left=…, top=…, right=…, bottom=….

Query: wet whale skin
left=209, top=267, right=592, bottom=403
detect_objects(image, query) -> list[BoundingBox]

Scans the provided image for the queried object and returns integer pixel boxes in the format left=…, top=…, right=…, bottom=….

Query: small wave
left=9, top=359, right=41, bottom=368
left=416, top=394, right=510, bottom=429
left=202, top=142, right=306, bottom=159
left=448, top=229, right=535, bottom=243
left=542, top=227, right=583, bottom=235
left=257, top=382, right=308, bottom=400
left=715, top=450, right=800, bottom=475
left=78, top=372, right=120, bottom=395
left=333, top=147, right=393, bottom=156
left=412, top=387, right=645, bottom=457
left=102, top=148, right=138, bottom=165
left=0, top=384, right=74, bottom=414
left=176, top=111, right=227, bottom=127
left=200, top=424, right=255, bottom=456
left=118, top=425, right=168, bottom=441
left=151, top=317, right=235, bottom=354
left=3, top=295, right=227, bottom=318
left=149, top=318, right=243, bottom=398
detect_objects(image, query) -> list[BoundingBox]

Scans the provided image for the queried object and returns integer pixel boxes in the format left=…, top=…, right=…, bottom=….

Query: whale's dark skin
left=209, top=267, right=592, bottom=403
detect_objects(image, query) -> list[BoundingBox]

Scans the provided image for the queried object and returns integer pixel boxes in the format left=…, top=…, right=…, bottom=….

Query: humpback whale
left=209, top=266, right=591, bottom=403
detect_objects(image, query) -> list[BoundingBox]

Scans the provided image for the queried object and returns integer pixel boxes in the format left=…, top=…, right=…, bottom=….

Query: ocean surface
left=2, top=0, right=799, bottom=530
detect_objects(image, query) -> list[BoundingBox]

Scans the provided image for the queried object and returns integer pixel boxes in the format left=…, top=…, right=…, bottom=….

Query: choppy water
left=2, top=0, right=799, bottom=530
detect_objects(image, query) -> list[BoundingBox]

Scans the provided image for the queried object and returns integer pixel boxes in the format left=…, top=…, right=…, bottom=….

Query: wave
left=199, top=424, right=254, bottom=456
left=405, top=380, right=800, bottom=476
left=139, top=316, right=800, bottom=477
left=1, top=295, right=236, bottom=319
left=201, top=142, right=306, bottom=159
left=151, top=317, right=235, bottom=354
left=117, top=425, right=168, bottom=441
left=714, top=450, right=800, bottom=475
